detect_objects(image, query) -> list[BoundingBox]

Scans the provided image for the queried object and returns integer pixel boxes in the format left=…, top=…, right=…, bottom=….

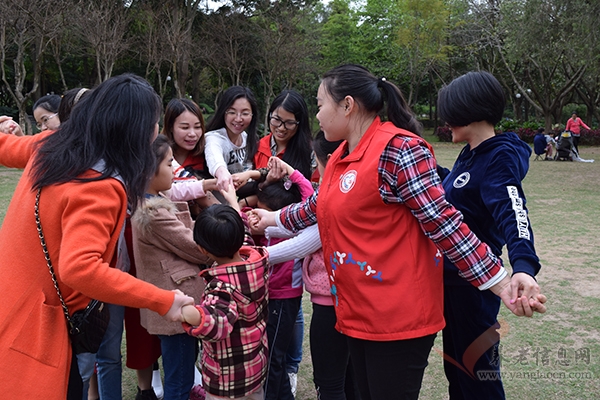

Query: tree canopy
left=1, top=0, right=598, bottom=134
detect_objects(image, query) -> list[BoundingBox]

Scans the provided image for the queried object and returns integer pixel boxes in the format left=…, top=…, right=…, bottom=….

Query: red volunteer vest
left=318, top=118, right=444, bottom=341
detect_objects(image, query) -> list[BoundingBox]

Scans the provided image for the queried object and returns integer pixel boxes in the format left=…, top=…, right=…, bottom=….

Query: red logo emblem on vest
left=339, top=170, right=357, bottom=193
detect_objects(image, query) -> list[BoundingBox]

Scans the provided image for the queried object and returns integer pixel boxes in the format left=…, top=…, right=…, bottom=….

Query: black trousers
left=347, top=333, right=436, bottom=400
left=67, top=349, right=83, bottom=400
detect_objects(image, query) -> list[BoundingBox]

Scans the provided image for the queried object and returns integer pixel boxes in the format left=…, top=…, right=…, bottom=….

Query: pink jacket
left=566, top=117, right=590, bottom=135
left=183, top=246, right=269, bottom=398
left=302, top=249, right=333, bottom=306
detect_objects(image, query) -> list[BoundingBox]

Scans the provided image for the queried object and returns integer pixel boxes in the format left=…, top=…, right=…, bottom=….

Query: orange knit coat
left=0, top=132, right=175, bottom=399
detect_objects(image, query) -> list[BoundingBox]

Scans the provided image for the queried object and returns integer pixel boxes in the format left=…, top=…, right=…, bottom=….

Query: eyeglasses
left=269, top=116, right=299, bottom=130
left=225, top=110, right=253, bottom=119
left=36, top=113, right=58, bottom=129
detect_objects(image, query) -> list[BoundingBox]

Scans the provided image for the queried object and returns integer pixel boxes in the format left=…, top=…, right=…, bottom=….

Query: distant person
left=533, top=127, right=554, bottom=160
left=565, top=112, right=590, bottom=153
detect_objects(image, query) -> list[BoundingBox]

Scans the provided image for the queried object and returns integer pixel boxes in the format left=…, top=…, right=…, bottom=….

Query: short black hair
left=193, top=204, right=245, bottom=259
left=256, top=180, right=301, bottom=211
left=437, top=71, right=506, bottom=127
left=313, top=130, right=343, bottom=167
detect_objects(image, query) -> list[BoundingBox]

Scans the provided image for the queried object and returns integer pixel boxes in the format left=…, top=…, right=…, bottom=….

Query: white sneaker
left=152, top=368, right=164, bottom=399
left=288, top=372, right=297, bottom=397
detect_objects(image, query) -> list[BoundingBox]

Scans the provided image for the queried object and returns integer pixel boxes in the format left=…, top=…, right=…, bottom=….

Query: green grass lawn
left=1, top=140, right=599, bottom=399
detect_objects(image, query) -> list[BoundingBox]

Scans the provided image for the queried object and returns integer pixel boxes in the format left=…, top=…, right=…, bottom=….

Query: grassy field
left=1, top=138, right=599, bottom=399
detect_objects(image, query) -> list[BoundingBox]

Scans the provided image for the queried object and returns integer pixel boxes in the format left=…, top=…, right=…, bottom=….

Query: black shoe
left=136, top=386, right=159, bottom=400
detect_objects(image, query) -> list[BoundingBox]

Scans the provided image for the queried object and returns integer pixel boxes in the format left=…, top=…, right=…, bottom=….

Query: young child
left=181, top=201, right=269, bottom=400
left=132, top=135, right=211, bottom=400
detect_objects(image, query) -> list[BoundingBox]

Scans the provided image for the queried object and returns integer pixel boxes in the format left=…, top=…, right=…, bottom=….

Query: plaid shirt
left=279, top=135, right=504, bottom=287
left=183, top=246, right=269, bottom=397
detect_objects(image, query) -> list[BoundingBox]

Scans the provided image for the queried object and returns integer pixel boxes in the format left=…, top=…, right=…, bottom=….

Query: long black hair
left=205, top=86, right=259, bottom=163
left=162, top=98, right=206, bottom=158
left=268, top=90, right=313, bottom=179
left=31, top=74, right=163, bottom=213
left=321, top=64, right=422, bottom=136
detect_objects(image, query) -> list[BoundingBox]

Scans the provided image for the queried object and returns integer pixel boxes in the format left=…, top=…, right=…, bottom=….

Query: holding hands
left=215, top=166, right=234, bottom=191
left=164, top=290, right=195, bottom=322
left=490, top=274, right=546, bottom=317
left=0, top=116, right=24, bottom=136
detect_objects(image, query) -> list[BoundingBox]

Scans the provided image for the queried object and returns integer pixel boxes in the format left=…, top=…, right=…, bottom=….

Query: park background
left=1, top=0, right=600, bottom=139
left=0, top=133, right=598, bottom=399
left=2, top=0, right=600, bottom=398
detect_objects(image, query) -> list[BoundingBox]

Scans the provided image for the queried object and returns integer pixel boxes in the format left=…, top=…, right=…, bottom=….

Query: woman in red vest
left=252, top=64, right=546, bottom=400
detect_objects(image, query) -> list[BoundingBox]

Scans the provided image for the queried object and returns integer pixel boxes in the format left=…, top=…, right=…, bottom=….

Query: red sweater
left=317, top=122, right=444, bottom=341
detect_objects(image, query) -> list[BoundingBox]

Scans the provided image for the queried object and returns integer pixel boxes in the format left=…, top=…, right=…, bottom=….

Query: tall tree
left=319, top=0, right=359, bottom=70
left=74, top=0, right=132, bottom=83
left=0, top=0, right=64, bottom=134
left=396, top=0, right=450, bottom=106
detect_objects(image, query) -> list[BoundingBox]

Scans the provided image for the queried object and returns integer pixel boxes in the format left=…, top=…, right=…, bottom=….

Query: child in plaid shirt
left=182, top=202, right=268, bottom=400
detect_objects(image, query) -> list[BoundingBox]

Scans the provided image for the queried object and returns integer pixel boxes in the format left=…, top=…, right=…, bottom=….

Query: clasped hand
left=491, top=273, right=547, bottom=317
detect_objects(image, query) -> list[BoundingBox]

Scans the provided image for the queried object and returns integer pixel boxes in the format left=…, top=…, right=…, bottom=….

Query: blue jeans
left=285, top=304, right=304, bottom=374
left=158, top=333, right=198, bottom=400
left=97, top=304, right=126, bottom=400
left=77, top=352, right=96, bottom=400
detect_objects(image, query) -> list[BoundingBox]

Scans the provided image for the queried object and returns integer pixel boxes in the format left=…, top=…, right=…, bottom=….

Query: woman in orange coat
left=0, top=74, right=193, bottom=399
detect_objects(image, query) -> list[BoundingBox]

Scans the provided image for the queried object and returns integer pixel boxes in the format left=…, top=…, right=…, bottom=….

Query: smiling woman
left=204, top=86, right=259, bottom=191
left=254, top=90, right=313, bottom=180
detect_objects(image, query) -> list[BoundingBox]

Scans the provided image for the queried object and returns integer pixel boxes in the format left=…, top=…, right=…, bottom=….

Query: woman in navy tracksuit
left=437, top=71, right=545, bottom=399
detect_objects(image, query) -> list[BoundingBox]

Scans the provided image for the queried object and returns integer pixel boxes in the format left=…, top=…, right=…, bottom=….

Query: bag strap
left=35, top=187, right=73, bottom=325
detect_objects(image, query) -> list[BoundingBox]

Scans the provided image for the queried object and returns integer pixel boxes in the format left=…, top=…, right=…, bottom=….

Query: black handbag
left=35, top=188, right=110, bottom=354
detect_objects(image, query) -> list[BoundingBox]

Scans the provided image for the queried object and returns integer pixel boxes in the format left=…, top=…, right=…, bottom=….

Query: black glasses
left=269, top=116, right=299, bottom=130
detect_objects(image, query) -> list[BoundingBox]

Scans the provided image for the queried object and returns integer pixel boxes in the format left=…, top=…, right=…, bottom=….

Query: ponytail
left=377, top=78, right=422, bottom=136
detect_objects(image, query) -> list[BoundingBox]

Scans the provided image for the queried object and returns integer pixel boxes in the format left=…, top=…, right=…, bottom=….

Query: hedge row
left=434, top=126, right=600, bottom=146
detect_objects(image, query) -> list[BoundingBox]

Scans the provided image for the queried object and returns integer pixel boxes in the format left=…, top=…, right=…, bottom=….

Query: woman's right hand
left=164, top=291, right=195, bottom=322
left=215, top=166, right=233, bottom=191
